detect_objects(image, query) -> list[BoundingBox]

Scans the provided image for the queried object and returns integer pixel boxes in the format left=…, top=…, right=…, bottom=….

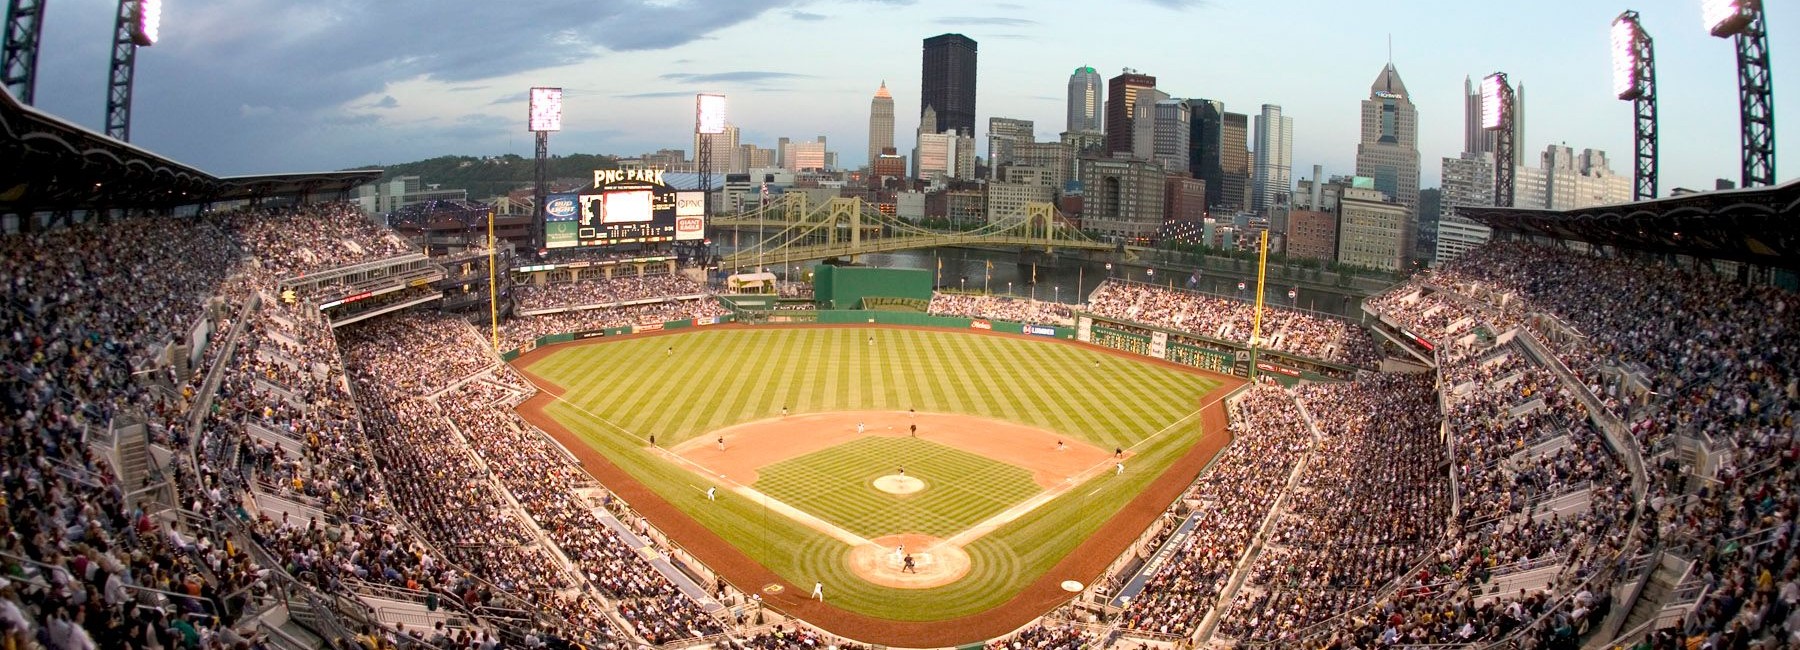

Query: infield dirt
left=511, top=324, right=1241, bottom=646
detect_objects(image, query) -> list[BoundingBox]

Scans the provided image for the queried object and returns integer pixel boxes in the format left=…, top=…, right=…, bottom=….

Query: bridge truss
left=715, top=194, right=1111, bottom=271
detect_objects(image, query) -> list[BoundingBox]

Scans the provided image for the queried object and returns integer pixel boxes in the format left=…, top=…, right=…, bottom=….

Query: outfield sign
left=635, top=322, right=665, bottom=334
left=1076, top=316, right=1093, bottom=343
left=695, top=316, right=717, bottom=326
left=1111, top=512, right=1203, bottom=608
left=575, top=330, right=607, bottom=340
left=1148, top=331, right=1169, bottom=360
left=1256, top=361, right=1303, bottom=378
left=970, top=319, right=993, bottom=330
left=1023, top=325, right=1056, bottom=337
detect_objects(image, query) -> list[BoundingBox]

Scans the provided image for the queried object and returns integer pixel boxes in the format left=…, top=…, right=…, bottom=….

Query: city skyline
left=19, top=0, right=1798, bottom=191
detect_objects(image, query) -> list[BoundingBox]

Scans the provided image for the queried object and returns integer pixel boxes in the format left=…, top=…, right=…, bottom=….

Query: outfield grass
left=756, top=437, right=1040, bottom=539
left=526, top=327, right=1225, bottom=621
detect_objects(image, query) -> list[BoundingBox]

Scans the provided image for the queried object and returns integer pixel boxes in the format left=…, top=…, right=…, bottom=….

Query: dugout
left=813, top=266, right=932, bottom=310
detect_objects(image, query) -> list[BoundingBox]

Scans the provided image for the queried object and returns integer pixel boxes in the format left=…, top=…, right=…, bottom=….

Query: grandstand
left=3, top=77, right=1797, bottom=650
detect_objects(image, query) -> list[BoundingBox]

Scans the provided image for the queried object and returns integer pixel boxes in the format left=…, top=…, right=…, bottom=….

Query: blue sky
left=27, top=0, right=1798, bottom=190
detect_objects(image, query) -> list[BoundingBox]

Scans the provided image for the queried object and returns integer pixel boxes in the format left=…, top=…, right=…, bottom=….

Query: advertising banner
left=1076, top=316, right=1092, bottom=343
left=543, top=193, right=581, bottom=249
left=575, top=330, right=607, bottom=340
left=1256, top=361, right=1303, bottom=377
left=1023, top=325, right=1056, bottom=337
left=1148, top=331, right=1169, bottom=360
left=695, top=316, right=717, bottom=326
left=634, top=322, right=665, bottom=334
left=970, top=319, right=993, bottom=330
left=1110, top=513, right=1203, bottom=608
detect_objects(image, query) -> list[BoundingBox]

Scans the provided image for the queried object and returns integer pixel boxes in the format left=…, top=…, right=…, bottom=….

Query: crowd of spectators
left=1219, top=373, right=1448, bottom=644
left=927, top=293, right=1076, bottom=326
left=1086, top=281, right=1381, bottom=368
left=1397, top=242, right=1799, bottom=649
left=502, top=299, right=732, bottom=350
left=1116, top=386, right=1314, bottom=637
left=514, top=275, right=706, bottom=313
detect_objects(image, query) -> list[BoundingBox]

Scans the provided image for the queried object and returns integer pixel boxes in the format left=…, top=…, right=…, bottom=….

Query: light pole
left=1055, top=285, right=1061, bottom=303
left=1146, top=268, right=1155, bottom=285
left=1007, top=281, right=1013, bottom=297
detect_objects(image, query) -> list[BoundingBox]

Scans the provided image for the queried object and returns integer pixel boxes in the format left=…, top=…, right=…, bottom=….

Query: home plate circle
left=872, top=474, right=924, bottom=495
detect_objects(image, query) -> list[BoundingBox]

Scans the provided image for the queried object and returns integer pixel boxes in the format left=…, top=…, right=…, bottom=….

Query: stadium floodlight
left=131, top=0, right=162, bottom=46
left=696, top=93, right=727, bottom=135
left=1480, top=73, right=1508, bottom=131
left=1702, top=0, right=1753, bottom=37
left=1611, top=16, right=1641, bottom=100
left=528, top=87, right=563, bottom=132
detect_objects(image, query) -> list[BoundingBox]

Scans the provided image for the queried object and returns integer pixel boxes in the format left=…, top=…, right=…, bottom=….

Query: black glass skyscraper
left=920, top=34, right=977, bottom=138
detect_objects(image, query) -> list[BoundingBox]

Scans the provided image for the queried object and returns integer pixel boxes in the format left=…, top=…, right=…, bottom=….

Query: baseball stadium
left=3, top=3, right=1798, bottom=650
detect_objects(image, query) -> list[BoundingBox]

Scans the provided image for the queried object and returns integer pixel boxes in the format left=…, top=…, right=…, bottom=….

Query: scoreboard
left=545, top=170, right=705, bottom=249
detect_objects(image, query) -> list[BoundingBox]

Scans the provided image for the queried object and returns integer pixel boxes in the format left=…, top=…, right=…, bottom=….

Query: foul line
left=930, top=391, right=1230, bottom=553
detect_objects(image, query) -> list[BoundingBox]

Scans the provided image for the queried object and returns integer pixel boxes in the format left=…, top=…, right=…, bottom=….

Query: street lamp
left=1105, top=262, right=1113, bottom=278
left=1007, top=281, right=1013, bottom=296
left=1146, top=268, right=1155, bottom=284
left=1054, top=285, right=1061, bottom=302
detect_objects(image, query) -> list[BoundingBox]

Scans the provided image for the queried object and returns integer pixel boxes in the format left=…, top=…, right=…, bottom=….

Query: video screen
left=602, top=190, right=654, bottom=223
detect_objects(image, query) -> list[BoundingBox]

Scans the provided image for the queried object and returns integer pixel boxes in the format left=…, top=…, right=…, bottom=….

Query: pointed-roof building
left=1351, top=62, right=1422, bottom=265
left=868, top=81, right=895, bottom=167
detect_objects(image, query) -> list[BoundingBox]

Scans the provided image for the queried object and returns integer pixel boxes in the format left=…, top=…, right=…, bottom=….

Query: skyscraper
left=694, top=124, right=740, bottom=174
left=1105, top=70, right=1157, bottom=155
left=868, top=81, right=894, bottom=167
left=987, top=117, right=1034, bottom=170
left=1221, top=112, right=1252, bottom=211
left=1150, top=100, right=1191, bottom=174
left=1463, top=75, right=1526, bottom=167
left=1187, top=99, right=1225, bottom=208
left=1067, top=66, right=1103, bottom=134
left=1130, top=88, right=1169, bottom=161
left=1252, top=104, right=1293, bottom=213
left=921, top=34, right=978, bottom=138
left=1354, top=63, right=1421, bottom=213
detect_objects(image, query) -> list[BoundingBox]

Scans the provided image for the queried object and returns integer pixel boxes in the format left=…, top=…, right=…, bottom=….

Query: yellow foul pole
left=488, top=210, right=499, bottom=351
left=1249, top=230, right=1269, bottom=381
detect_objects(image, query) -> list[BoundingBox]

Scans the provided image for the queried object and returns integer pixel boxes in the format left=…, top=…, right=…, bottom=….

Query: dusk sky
left=27, top=0, right=1799, bottom=191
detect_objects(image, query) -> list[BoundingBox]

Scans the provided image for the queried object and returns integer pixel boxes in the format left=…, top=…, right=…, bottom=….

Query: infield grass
left=757, top=437, right=1039, bottom=539
left=524, top=326, right=1226, bottom=621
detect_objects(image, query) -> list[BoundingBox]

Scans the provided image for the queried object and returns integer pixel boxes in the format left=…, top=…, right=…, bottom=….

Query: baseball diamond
left=512, top=325, right=1235, bottom=639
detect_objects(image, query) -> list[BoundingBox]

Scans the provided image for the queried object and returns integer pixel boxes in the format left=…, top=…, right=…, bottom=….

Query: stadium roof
left=1, top=89, right=380, bottom=215
left=1462, top=179, right=1800, bottom=269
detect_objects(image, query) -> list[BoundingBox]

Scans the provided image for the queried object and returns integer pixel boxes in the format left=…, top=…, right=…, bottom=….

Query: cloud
left=934, top=16, right=1037, bottom=26
left=489, top=91, right=530, bottom=106
left=616, top=91, right=698, bottom=99
left=993, top=2, right=1026, bottom=9
left=371, top=95, right=399, bottom=109
left=1138, top=0, right=1210, bottom=7
left=659, top=71, right=814, bottom=84
left=982, top=33, right=1031, bottom=40
left=446, top=85, right=490, bottom=93
left=788, top=10, right=827, bottom=20
left=239, top=104, right=275, bottom=118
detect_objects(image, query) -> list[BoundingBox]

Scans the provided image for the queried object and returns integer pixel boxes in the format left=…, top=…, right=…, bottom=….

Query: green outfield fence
left=498, top=310, right=1076, bottom=361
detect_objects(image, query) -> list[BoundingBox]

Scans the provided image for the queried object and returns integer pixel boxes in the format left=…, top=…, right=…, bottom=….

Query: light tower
left=695, top=93, right=726, bottom=218
left=1481, top=73, right=1516, bottom=208
left=1612, top=11, right=1659, bottom=201
left=2, top=0, right=46, bottom=104
left=1703, top=0, right=1774, bottom=187
left=527, top=86, right=563, bottom=254
left=105, top=0, right=160, bottom=140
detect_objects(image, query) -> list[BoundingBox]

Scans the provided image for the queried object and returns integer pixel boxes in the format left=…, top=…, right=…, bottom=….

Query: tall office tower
left=1436, top=151, right=1498, bottom=264
left=1187, top=99, right=1225, bottom=208
left=694, top=124, right=741, bottom=174
left=868, top=81, right=895, bottom=167
left=1252, top=104, right=1293, bottom=213
left=1130, top=88, right=1170, bottom=161
left=988, top=117, right=1035, bottom=170
left=1514, top=145, right=1632, bottom=211
left=921, top=34, right=978, bottom=137
left=1355, top=63, right=1421, bottom=215
left=1105, top=70, right=1157, bottom=155
left=1220, top=112, right=1252, bottom=211
left=777, top=137, right=791, bottom=170
left=1067, top=66, right=1103, bottom=133
left=1335, top=186, right=1412, bottom=271
left=1462, top=76, right=1494, bottom=156
left=1151, top=100, right=1191, bottom=174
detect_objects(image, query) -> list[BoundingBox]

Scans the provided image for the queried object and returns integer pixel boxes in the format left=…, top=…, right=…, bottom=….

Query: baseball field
left=513, top=325, right=1235, bottom=642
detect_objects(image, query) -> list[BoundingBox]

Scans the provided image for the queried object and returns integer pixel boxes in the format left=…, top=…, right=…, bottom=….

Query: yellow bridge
left=713, top=194, right=1113, bottom=270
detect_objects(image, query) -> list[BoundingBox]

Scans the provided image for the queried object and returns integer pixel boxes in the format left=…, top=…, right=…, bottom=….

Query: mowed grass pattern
left=527, top=327, right=1226, bottom=621
left=756, top=437, right=1039, bottom=539
left=530, top=327, right=1220, bottom=451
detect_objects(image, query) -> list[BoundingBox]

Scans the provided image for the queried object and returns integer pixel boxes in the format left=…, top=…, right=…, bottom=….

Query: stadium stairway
left=1591, top=551, right=1692, bottom=649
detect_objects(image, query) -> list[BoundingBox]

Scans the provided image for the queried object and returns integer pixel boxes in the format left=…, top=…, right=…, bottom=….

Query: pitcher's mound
left=847, top=534, right=971, bottom=589
left=872, top=474, right=924, bottom=495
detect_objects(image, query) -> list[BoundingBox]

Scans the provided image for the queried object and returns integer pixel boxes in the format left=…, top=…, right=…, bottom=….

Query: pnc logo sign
left=593, top=168, right=666, bottom=186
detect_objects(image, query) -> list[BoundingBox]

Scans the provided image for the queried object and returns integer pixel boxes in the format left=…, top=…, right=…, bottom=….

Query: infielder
left=811, top=581, right=824, bottom=601
left=706, top=487, right=716, bottom=501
